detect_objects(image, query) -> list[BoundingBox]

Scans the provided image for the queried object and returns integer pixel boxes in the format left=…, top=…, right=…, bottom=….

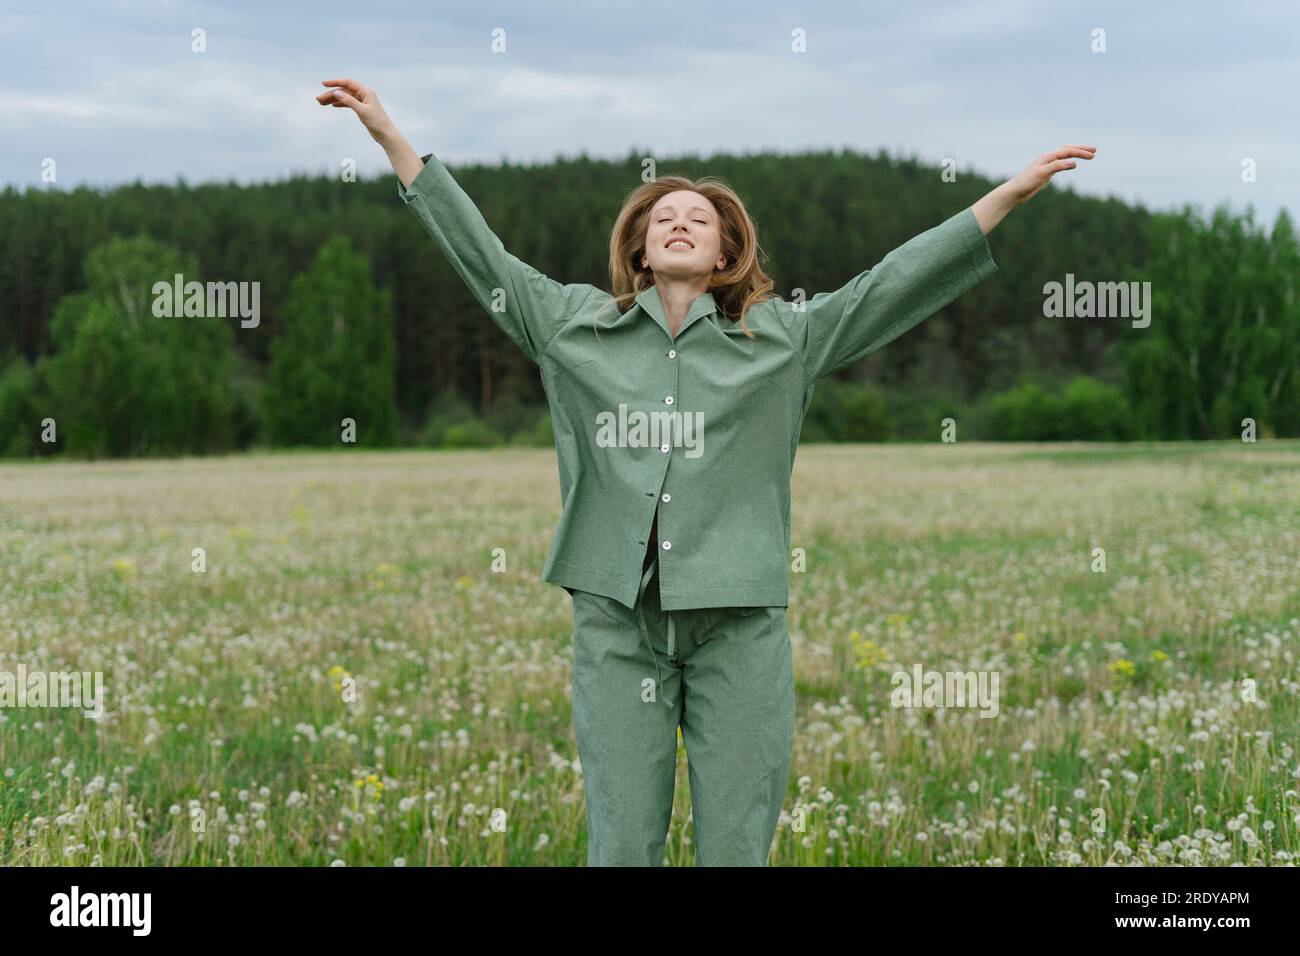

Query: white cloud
left=3, top=0, right=1296, bottom=223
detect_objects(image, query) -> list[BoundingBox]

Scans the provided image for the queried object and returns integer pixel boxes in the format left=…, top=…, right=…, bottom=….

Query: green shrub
left=419, top=389, right=477, bottom=447
left=802, top=378, right=890, bottom=442
left=443, top=420, right=501, bottom=448
left=982, top=381, right=1061, bottom=441
left=527, top=411, right=554, bottom=447
left=883, top=387, right=965, bottom=441
left=1059, top=376, right=1133, bottom=440
left=485, top=394, right=541, bottom=439
left=508, top=410, right=554, bottom=448
left=421, top=390, right=549, bottom=449
left=0, top=354, right=37, bottom=457
left=978, top=377, right=1133, bottom=441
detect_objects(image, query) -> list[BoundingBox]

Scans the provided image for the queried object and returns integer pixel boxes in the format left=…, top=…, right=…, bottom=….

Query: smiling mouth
left=665, top=239, right=694, bottom=250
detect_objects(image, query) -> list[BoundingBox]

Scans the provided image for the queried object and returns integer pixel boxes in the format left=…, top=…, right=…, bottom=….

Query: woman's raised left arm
left=790, top=144, right=1097, bottom=381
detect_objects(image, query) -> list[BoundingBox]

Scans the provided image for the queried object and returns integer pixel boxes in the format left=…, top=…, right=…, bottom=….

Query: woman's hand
left=316, top=78, right=425, bottom=188
left=971, top=145, right=1097, bottom=235
left=316, top=78, right=396, bottom=144
left=1004, top=145, right=1096, bottom=204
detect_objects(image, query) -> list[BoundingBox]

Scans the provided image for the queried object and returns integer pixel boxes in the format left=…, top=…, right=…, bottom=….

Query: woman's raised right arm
left=317, top=78, right=598, bottom=364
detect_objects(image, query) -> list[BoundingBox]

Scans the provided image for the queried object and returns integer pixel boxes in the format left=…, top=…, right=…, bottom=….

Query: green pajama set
left=399, top=152, right=998, bottom=865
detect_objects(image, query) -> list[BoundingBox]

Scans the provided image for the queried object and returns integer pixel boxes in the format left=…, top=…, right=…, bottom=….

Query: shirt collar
left=635, top=286, right=718, bottom=341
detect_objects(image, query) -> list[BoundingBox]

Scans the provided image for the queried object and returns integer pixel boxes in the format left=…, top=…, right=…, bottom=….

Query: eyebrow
left=654, top=205, right=713, bottom=216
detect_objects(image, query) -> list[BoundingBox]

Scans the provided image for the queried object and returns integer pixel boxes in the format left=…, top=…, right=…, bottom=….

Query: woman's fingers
left=1008, top=144, right=1095, bottom=205
left=327, top=89, right=363, bottom=111
left=319, top=86, right=366, bottom=111
left=316, top=77, right=393, bottom=143
left=317, top=82, right=372, bottom=110
left=1035, top=146, right=1095, bottom=166
left=322, top=79, right=372, bottom=102
left=321, top=78, right=363, bottom=94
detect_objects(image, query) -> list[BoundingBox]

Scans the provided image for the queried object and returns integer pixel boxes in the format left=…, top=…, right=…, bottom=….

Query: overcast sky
left=6, top=0, right=1296, bottom=227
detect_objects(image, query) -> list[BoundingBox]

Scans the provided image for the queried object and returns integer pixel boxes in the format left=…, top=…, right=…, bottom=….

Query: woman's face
left=642, top=190, right=726, bottom=280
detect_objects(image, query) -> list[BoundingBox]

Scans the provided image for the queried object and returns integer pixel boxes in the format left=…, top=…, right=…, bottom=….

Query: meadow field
left=1, top=441, right=1298, bottom=866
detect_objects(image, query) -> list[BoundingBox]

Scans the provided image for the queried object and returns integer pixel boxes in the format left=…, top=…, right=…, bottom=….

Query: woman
left=318, top=77, right=1094, bottom=866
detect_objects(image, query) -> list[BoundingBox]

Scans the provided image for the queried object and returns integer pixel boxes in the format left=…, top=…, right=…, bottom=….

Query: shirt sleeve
left=790, top=205, right=998, bottom=381
left=397, top=152, right=598, bottom=364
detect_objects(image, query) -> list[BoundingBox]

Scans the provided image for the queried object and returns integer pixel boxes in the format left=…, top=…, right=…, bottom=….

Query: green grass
left=1, top=441, right=1297, bottom=865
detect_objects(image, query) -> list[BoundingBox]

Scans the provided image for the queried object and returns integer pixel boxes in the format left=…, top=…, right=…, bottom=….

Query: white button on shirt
left=661, top=493, right=671, bottom=503
left=662, top=541, right=672, bottom=551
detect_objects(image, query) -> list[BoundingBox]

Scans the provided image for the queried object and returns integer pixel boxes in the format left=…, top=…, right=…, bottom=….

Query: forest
left=1, top=147, right=1296, bottom=457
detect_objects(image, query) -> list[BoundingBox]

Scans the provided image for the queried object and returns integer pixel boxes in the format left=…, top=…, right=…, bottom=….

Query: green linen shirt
left=399, top=152, right=998, bottom=610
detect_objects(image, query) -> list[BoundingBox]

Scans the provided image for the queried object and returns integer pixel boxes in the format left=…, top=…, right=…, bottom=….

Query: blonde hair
left=607, top=175, right=775, bottom=338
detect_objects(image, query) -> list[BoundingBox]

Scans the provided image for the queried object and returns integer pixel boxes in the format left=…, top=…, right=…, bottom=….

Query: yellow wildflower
left=850, top=630, right=888, bottom=669
left=1106, top=659, right=1136, bottom=679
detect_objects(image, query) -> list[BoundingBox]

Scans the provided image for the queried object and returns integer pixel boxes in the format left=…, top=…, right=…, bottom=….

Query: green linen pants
left=570, top=553, right=795, bottom=866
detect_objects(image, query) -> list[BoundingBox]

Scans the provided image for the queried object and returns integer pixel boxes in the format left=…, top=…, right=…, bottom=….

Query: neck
left=652, top=276, right=710, bottom=337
